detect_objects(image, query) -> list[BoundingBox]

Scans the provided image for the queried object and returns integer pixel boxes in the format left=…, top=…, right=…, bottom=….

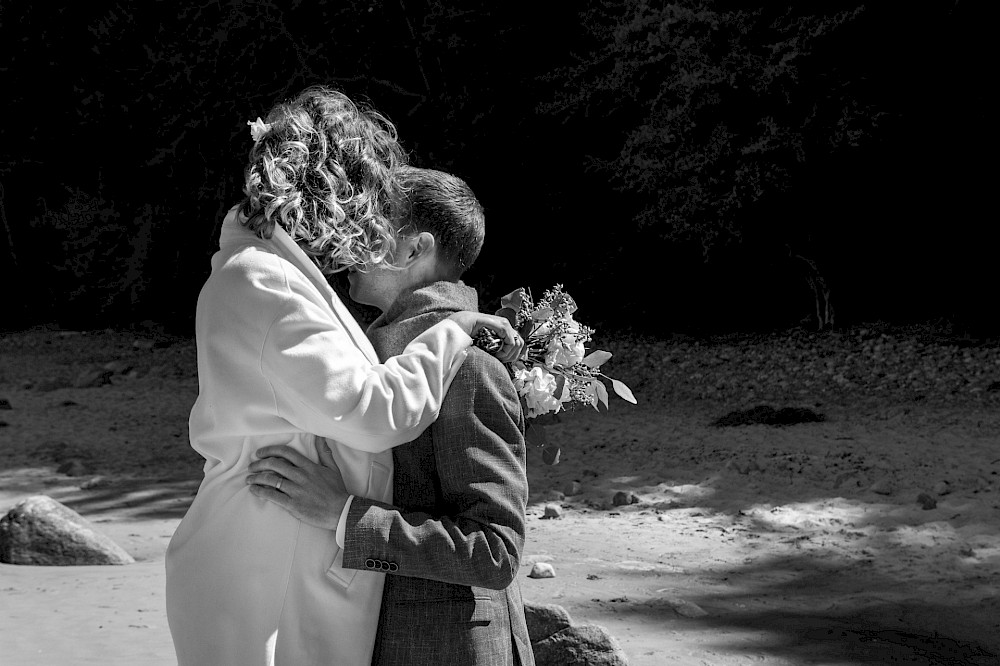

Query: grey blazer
left=342, top=284, right=534, bottom=666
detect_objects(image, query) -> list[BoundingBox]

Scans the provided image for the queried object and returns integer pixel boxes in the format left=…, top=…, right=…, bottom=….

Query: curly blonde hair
left=238, top=86, right=406, bottom=273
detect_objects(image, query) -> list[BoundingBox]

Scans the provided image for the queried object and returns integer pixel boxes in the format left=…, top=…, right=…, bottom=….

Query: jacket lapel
left=265, top=218, right=379, bottom=365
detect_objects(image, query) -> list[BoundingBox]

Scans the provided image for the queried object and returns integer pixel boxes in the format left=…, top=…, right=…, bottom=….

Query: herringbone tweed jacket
left=343, top=281, right=535, bottom=666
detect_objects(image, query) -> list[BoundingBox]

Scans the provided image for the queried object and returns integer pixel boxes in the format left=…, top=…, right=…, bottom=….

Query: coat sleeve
left=250, top=253, right=471, bottom=452
left=342, top=352, right=528, bottom=590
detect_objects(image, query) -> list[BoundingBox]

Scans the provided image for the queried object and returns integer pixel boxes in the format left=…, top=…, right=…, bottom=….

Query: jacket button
left=379, top=560, right=389, bottom=571
left=388, top=562, right=399, bottom=573
left=365, top=559, right=376, bottom=569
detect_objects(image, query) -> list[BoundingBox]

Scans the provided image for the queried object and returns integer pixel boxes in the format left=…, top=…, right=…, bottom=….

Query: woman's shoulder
left=214, top=241, right=290, bottom=290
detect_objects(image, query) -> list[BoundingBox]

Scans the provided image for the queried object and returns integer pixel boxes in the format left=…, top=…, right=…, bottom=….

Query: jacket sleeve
left=249, top=253, right=471, bottom=452
left=342, top=352, right=528, bottom=590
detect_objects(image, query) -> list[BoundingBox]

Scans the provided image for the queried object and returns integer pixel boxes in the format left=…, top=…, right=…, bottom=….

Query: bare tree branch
left=0, top=180, right=17, bottom=270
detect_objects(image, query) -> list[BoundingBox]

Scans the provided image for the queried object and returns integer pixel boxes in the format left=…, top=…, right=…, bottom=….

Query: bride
left=164, top=86, right=521, bottom=665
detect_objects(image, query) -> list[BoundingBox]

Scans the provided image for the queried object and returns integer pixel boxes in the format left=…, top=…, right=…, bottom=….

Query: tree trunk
left=789, top=250, right=835, bottom=330
left=0, top=181, right=17, bottom=270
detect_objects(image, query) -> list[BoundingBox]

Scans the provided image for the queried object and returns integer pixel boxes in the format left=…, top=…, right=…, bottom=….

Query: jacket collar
left=220, top=206, right=378, bottom=364
left=366, top=281, right=478, bottom=361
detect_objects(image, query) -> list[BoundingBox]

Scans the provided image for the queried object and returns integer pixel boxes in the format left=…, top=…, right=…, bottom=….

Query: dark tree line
left=0, top=2, right=991, bottom=334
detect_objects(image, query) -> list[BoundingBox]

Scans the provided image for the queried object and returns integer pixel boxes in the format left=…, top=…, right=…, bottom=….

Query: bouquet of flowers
left=475, top=285, right=635, bottom=464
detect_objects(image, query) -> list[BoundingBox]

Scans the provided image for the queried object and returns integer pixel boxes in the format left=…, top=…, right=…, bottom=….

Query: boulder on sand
left=0, top=495, right=134, bottom=565
left=524, top=601, right=629, bottom=665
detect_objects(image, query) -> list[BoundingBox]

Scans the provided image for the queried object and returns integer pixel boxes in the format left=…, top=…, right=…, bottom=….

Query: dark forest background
left=0, top=1, right=992, bottom=336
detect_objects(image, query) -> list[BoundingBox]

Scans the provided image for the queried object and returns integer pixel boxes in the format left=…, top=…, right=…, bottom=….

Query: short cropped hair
left=238, top=86, right=406, bottom=273
left=395, top=166, right=485, bottom=279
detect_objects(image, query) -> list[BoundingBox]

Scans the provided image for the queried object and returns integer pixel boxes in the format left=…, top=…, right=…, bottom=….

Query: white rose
left=519, top=366, right=562, bottom=418
left=512, top=364, right=530, bottom=393
left=545, top=333, right=586, bottom=368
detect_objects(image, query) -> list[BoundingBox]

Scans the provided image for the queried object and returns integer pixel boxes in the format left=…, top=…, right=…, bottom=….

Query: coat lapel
left=270, top=225, right=379, bottom=365
left=220, top=206, right=379, bottom=365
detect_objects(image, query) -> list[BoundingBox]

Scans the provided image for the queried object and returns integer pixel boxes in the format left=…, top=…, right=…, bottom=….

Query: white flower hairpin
left=247, top=117, right=271, bottom=142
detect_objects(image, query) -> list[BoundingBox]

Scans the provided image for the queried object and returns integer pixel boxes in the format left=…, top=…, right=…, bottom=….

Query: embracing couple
left=165, top=86, right=535, bottom=666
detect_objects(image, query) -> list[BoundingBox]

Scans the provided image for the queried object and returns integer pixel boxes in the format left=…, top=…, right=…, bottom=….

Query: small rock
left=663, top=596, right=709, bottom=618
left=0, top=398, right=12, bottom=410
left=933, top=481, right=951, bottom=496
left=0, top=495, right=134, bottom=565
left=916, top=493, right=937, bottom=510
left=542, top=504, right=562, bottom=520
left=528, top=562, right=556, bottom=579
left=611, top=491, right=639, bottom=506
left=869, top=478, right=893, bottom=495
left=56, top=459, right=92, bottom=477
left=80, top=476, right=111, bottom=490
left=0, top=420, right=8, bottom=428
left=563, top=480, right=582, bottom=496
left=73, top=367, right=113, bottom=389
left=102, top=360, right=133, bottom=375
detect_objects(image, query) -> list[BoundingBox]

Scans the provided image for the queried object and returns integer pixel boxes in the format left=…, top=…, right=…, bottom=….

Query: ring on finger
left=275, top=477, right=283, bottom=492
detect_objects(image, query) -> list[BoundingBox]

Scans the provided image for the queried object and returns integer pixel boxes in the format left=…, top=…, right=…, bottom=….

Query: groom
left=251, top=166, right=534, bottom=666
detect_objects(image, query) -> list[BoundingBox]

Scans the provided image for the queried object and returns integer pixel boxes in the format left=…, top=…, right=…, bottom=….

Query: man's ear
left=400, top=231, right=436, bottom=267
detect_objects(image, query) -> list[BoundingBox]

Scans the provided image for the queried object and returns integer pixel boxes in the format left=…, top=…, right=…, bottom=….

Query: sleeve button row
left=364, top=558, right=398, bottom=572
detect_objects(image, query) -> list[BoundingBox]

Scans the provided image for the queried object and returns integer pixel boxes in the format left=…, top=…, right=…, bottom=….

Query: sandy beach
left=2, top=326, right=998, bottom=665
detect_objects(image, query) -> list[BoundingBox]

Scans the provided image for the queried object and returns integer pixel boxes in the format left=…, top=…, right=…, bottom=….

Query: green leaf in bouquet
left=518, top=320, right=533, bottom=341
left=541, top=445, right=561, bottom=465
left=525, top=422, right=547, bottom=447
left=496, top=307, right=519, bottom=327
left=500, top=288, right=525, bottom=312
left=611, top=378, right=637, bottom=404
left=583, top=350, right=612, bottom=368
left=593, top=380, right=609, bottom=411
left=554, top=374, right=567, bottom=400
left=531, top=307, right=553, bottom=321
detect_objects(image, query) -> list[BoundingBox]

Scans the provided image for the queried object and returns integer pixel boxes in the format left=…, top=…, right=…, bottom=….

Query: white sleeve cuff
left=335, top=495, right=354, bottom=548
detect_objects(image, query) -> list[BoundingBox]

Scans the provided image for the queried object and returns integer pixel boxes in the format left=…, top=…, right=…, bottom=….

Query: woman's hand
left=246, top=438, right=349, bottom=531
left=449, top=311, right=525, bottom=363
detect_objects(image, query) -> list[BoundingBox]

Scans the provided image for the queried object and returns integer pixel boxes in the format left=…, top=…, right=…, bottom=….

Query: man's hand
left=246, top=438, right=349, bottom=531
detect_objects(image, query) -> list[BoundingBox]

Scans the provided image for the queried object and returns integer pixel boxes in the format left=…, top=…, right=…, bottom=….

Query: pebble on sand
left=528, top=562, right=556, bottom=579
left=612, top=491, right=639, bottom=506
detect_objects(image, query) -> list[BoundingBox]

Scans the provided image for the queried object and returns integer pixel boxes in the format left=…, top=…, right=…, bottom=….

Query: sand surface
left=1, top=327, right=999, bottom=665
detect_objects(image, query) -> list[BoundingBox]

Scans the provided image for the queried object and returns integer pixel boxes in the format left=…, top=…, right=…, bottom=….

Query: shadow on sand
left=0, top=471, right=199, bottom=522
left=606, top=552, right=998, bottom=665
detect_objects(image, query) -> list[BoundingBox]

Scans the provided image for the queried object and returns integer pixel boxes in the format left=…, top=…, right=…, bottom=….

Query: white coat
left=165, top=207, right=470, bottom=665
